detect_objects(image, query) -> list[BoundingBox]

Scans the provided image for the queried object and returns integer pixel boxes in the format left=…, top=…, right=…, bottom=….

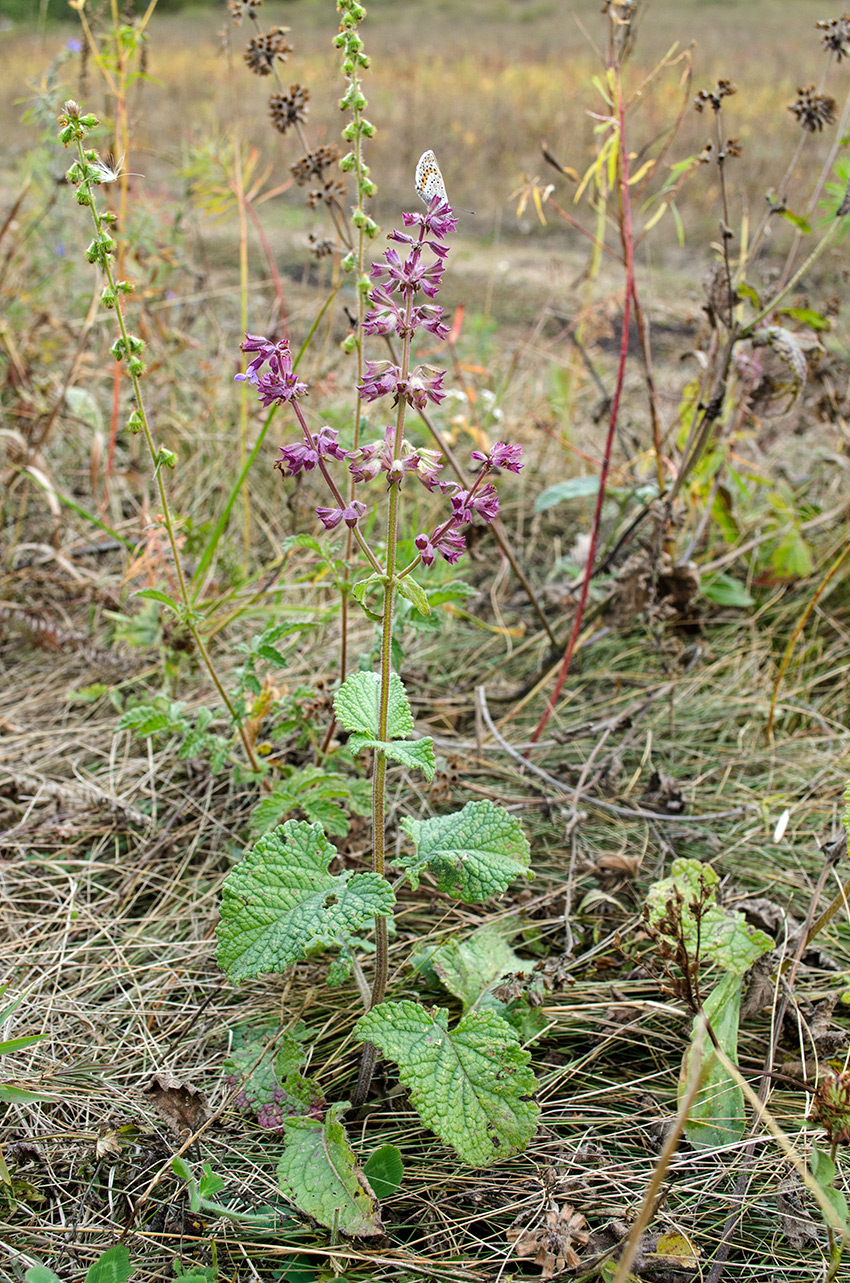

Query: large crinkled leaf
left=334, top=670, right=413, bottom=740
left=276, top=1102, right=383, bottom=1237
left=681, top=972, right=746, bottom=1149
left=348, top=732, right=435, bottom=781
left=356, top=1000, right=538, bottom=1166
left=217, top=820, right=395, bottom=982
left=432, top=922, right=534, bottom=1011
left=399, top=799, right=531, bottom=903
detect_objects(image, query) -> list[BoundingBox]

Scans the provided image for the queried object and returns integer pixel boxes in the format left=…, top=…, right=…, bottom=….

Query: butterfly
left=415, top=149, right=448, bottom=206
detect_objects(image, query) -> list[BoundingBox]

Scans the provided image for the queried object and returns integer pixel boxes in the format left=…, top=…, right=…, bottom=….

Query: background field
left=2, top=1, right=850, bottom=1281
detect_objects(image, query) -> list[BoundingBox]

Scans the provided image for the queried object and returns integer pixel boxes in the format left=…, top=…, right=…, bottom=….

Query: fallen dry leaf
left=506, top=1203, right=590, bottom=1278
left=142, top=1073, right=211, bottom=1139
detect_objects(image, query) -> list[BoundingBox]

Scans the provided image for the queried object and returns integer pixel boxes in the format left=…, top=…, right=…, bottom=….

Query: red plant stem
left=531, top=76, right=635, bottom=743
left=244, top=198, right=288, bottom=340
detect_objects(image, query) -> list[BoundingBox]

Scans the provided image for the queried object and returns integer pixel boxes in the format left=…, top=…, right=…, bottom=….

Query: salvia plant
left=216, top=185, right=541, bottom=1174
left=57, top=14, right=539, bottom=1233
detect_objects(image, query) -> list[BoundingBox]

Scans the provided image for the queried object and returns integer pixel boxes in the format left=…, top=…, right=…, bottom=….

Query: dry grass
left=3, top=1, right=850, bottom=1280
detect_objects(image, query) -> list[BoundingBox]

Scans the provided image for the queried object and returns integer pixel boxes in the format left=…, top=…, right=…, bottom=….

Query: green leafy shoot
left=217, top=820, right=395, bottom=983
left=399, top=799, right=531, bottom=903
left=333, top=670, right=435, bottom=780
left=646, top=858, right=772, bottom=1147
left=172, top=1157, right=301, bottom=1229
left=430, top=921, right=534, bottom=1011
left=118, top=697, right=231, bottom=773
left=356, top=1001, right=539, bottom=1166
left=232, top=619, right=310, bottom=700
left=276, top=1103, right=383, bottom=1237
left=250, top=764, right=372, bottom=838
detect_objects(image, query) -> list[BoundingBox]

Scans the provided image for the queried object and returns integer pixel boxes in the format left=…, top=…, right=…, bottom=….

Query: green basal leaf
left=334, top=670, right=413, bottom=741
left=276, top=1103, right=383, bottom=1237
left=395, top=575, right=430, bottom=615
left=197, top=1163, right=225, bottom=1200
left=431, top=922, right=533, bottom=1011
left=26, top=1268, right=65, bottom=1283
left=85, top=1245, right=133, bottom=1283
left=224, top=1031, right=310, bottom=1110
left=399, top=799, right=531, bottom=903
left=700, top=572, right=755, bottom=608
left=534, top=475, right=601, bottom=511
left=681, top=972, right=745, bottom=1149
left=0, top=1085, right=56, bottom=1104
left=810, top=1142, right=850, bottom=1226
left=356, top=1001, right=538, bottom=1166
left=362, top=1144, right=404, bottom=1199
left=348, top=733, right=435, bottom=781
left=0, top=1033, right=47, bottom=1054
left=217, top=820, right=395, bottom=982
left=736, top=280, right=761, bottom=307
left=133, top=588, right=181, bottom=614
left=646, top=858, right=772, bottom=976
left=778, top=209, right=812, bottom=235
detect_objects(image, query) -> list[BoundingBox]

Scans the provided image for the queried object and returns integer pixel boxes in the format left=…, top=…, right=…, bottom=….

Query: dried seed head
left=243, top=27, right=293, bottom=76
left=268, top=84, right=310, bottom=133
left=290, top=146, right=341, bottom=185
left=694, top=79, right=736, bottom=112
left=814, top=1070, right=850, bottom=1145
left=789, top=84, right=838, bottom=131
left=816, top=13, right=850, bottom=60
left=308, top=234, right=336, bottom=260
left=228, top=0, right=261, bottom=25
left=306, top=180, right=346, bottom=209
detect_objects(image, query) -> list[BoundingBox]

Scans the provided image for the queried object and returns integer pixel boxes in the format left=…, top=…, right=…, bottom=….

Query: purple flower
left=406, top=364, right=446, bottom=409
left=315, top=500, right=367, bottom=530
left=347, top=425, right=427, bottom=486
left=275, top=426, right=347, bottom=476
left=359, top=360, right=401, bottom=403
left=401, top=204, right=459, bottom=239
left=415, top=525, right=467, bottom=567
left=451, top=482, right=500, bottom=524
left=362, top=285, right=405, bottom=336
left=66, top=37, right=83, bottom=52
left=470, top=442, right=524, bottom=473
left=236, top=332, right=308, bottom=405
left=411, top=303, right=449, bottom=339
left=370, top=247, right=445, bottom=299
left=358, top=362, right=446, bottom=411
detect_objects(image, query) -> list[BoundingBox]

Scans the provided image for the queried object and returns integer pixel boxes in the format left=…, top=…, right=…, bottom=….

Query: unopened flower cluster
left=236, top=197, right=523, bottom=568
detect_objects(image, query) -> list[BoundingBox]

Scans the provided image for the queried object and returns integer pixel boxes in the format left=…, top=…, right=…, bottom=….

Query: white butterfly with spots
left=415, top=149, right=448, bottom=206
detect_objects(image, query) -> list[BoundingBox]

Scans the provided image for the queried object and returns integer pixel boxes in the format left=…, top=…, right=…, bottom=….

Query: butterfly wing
left=415, top=149, right=448, bottom=206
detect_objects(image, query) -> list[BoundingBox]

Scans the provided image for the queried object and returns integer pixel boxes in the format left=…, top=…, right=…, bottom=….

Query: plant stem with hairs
left=58, top=101, right=265, bottom=781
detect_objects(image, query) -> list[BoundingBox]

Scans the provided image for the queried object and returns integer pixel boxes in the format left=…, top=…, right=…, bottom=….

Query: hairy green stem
left=69, top=127, right=264, bottom=780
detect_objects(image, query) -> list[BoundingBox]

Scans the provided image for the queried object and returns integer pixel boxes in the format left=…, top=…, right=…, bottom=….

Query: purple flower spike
left=316, top=500, right=367, bottom=531
left=470, top=442, right=524, bottom=473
